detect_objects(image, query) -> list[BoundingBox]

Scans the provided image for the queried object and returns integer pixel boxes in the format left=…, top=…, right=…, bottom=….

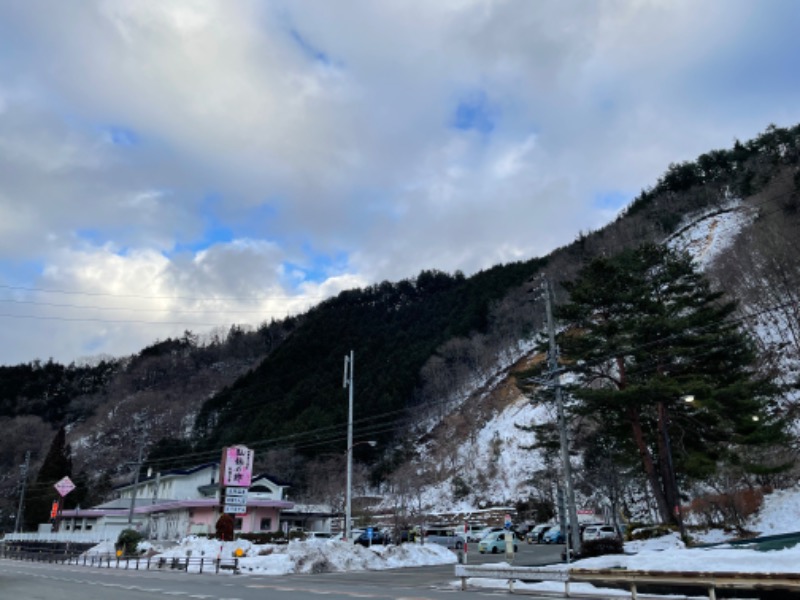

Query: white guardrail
left=2, top=532, right=113, bottom=544
left=455, top=564, right=800, bottom=599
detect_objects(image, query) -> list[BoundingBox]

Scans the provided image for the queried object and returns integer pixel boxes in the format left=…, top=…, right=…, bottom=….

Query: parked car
left=543, top=526, right=564, bottom=544
left=330, top=529, right=367, bottom=543
left=353, top=530, right=388, bottom=546
left=465, top=525, right=491, bottom=543
left=424, top=528, right=465, bottom=549
left=582, top=525, right=618, bottom=541
left=472, top=526, right=504, bottom=543
left=526, top=524, right=553, bottom=544
left=305, top=531, right=333, bottom=540
left=478, top=530, right=519, bottom=554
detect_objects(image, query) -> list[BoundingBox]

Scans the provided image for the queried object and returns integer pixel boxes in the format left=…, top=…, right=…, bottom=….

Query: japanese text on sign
left=222, top=445, right=254, bottom=487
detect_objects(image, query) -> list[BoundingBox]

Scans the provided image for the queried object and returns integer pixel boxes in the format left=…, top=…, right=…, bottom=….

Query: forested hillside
left=193, top=261, right=545, bottom=453
left=1, top=123, right=799, bottom=532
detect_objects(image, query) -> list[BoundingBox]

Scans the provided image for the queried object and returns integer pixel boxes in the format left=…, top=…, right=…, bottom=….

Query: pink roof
left=61, top=498, right=293, bottom=518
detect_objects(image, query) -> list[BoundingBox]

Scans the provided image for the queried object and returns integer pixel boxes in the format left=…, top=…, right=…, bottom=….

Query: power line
left=0, top=297, right=282, bottom=316
left=0, top=312, right=233, bottom=327
left=0, top=283, right=328, bottom=303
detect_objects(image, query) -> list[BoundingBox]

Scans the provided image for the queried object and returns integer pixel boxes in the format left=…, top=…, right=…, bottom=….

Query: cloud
left=0, top=0, right=799, bottom=364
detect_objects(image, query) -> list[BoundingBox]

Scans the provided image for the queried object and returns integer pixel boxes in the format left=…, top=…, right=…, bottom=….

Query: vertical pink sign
left=222, top=445, right=254, bottom=487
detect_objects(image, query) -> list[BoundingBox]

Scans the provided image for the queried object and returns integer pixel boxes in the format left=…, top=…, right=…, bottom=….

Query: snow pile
left=572, top=540, right=800, bottom=574
left=461, top=535, right=800, bottom=596
left=748, top=484, right=800, bottom=536
left=89, top=537, right=458, bottom=575
left=623, top=531, right=685, bottom=553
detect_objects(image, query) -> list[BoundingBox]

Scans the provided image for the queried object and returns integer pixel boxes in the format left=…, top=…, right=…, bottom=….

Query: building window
left=234, top=518, right=243, bottom=530
left=188, top=510, right=194, bottom=518
left=86, top=524, right=93, bottom=530
left=260, top=518, right=272, bottom=531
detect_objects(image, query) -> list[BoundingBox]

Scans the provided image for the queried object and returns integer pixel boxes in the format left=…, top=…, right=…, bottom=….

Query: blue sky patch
left=235, top=202, right=280, bottom=238
left=75, top=229, right=131, bottom=255
left=451, top=90, right=496, bottom=134
left=170, top=196, right=280, bottom=255
left=283, top=247, right=348, bottom=286
left=173, top=223, right=234, bottom=255
left=106, top=126, right=139, bottom=146
left=593, top=191, right=630, bottom=211
left=0, top=259, right=46, bottom=285
left=289, top=28, right=330, bottom=65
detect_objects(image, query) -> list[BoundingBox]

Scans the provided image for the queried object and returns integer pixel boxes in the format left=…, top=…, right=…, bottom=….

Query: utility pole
left=127, top=437, right=146, bottom=525
left=14, top=451, right=31, bottom=534
left=152, top=470, right=161, bottom=504
left=343, top=350, right=354, bottom=542
left=543, top=278, right=582, bottom=558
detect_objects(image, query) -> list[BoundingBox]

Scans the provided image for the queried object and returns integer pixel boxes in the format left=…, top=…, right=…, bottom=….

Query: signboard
left=54, top=476, right=76, bottom=497
left=224, top=505, right=247, bottom=514
left=226, top=486, right=248, bottom=496
left=221, top=446, right=254, bottom=487
left=224, top=495, right=247, bottom=505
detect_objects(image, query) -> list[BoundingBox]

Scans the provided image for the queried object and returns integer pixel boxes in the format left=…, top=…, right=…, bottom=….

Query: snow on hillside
left=416, top=395, right=551, bottom=514
left=666, top=202, right=754, bottom=269
left=748, top=484, right=800, bottom=536
left=380, top=200, right=799, bottom=539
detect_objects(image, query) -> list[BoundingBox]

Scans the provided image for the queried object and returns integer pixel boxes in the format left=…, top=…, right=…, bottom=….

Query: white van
left=423, top=528, right=465, bottom=549
left=582, top=525, right=618, bottom=541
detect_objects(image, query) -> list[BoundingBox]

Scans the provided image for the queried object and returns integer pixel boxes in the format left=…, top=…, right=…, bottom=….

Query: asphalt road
left=0, top=542, right=567, bottom=600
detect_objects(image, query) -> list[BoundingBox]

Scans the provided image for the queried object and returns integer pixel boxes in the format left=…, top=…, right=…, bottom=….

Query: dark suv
left=354, top=530, right=388, bottom=546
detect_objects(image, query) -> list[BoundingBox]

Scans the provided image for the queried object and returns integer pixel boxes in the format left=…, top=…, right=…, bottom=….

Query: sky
left=1, top=1, right=800, bottom=366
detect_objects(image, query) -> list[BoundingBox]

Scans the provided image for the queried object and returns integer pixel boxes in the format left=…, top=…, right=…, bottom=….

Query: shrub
left=687, top=488, right=765, bottom=530
left=215, top=514, right=235, bottom=541
left=237, top=530, right=305, bottom=544
left=116, top=528, right=144, bottom=556
left=580, top=537, right=624, bottom=558
left=630, top=525, right=672, bottom=540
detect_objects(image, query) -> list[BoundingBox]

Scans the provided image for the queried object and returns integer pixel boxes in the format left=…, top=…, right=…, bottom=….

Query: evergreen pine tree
left=555, top=243, right=787, bottom=527
left=24, top=425, right=72, bottom=528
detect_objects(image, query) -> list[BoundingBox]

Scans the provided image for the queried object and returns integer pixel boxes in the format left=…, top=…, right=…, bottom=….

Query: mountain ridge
left=1, top=122, right=798, bottom=532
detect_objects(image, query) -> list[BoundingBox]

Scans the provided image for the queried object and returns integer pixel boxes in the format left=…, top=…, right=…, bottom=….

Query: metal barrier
left=1, top=544, right=239, bottom=575
left=570, top=568, right=800, bottom=600
left=455, top=565, right=569, bottom=594
left=455, top=564, right=800, bottom=599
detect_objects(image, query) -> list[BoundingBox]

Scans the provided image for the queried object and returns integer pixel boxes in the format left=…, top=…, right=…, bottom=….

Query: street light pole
left=660, top=402, right=685, bottom=539
left=343, top=350, right=354, bottom=541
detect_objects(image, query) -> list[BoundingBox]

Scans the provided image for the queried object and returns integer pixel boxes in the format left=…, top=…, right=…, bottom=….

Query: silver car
left=582, top=525, right=618, bottom=541
left=423, top=528, right=465, bottom=549
left=478, top=530, right=519, bottom=554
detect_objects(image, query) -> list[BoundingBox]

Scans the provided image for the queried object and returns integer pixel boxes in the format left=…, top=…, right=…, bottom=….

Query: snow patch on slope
left=666, top=202, right=754, bottom=270
left=416, top=394, right=552, bottom=514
